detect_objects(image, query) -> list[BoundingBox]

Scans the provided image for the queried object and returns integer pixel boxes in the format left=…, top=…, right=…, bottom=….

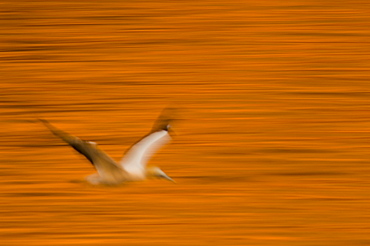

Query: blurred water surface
left=1, top=1, right=370, bottom=245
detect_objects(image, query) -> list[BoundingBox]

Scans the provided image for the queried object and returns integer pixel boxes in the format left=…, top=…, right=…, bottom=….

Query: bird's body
left=40, top=109, right=175, bottom=185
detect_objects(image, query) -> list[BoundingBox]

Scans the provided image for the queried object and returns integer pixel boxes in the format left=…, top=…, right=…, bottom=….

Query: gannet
left=40, top=109, right=175, bottom=185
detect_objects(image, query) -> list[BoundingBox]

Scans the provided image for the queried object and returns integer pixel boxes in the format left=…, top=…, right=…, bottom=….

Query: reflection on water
left=1, top=0, right=370, bottom=245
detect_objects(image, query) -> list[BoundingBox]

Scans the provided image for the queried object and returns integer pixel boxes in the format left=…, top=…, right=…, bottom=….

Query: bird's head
left=146, top=167, right=175, bottom=183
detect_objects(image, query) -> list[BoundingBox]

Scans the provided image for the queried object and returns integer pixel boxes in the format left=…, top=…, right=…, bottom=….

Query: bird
left=39, top=109, right=175, bottom=185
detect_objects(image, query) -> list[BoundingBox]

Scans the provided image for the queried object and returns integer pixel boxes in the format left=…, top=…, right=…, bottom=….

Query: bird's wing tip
left=38, top=118, right=52, bottom=127
left=38, top=118, right=48, bottom=123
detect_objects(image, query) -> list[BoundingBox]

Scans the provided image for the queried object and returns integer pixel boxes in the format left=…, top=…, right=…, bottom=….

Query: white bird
left=40, top=109, right=175, bottom=185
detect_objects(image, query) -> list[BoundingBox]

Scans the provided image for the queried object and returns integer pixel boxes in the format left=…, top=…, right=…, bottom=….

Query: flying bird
left=40, top=109, right=175, bottom=185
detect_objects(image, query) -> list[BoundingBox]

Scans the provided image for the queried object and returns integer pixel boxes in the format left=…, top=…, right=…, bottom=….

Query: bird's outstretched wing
left=40, top=119, right=124, bottom=178
left=119, top=108, right=174, bottom=173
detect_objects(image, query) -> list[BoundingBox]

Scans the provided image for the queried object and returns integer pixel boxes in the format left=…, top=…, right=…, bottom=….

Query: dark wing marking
left=39, top=119, right=123, bottom=177
left=150, top=107, right=176, bottom=134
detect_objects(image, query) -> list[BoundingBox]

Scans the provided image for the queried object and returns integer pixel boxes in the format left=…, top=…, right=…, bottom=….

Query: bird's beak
left=163, top=174, right=176, bottom=183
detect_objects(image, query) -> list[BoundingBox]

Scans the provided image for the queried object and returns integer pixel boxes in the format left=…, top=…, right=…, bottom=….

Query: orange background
left=1, top=1, right=370, bottom=245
